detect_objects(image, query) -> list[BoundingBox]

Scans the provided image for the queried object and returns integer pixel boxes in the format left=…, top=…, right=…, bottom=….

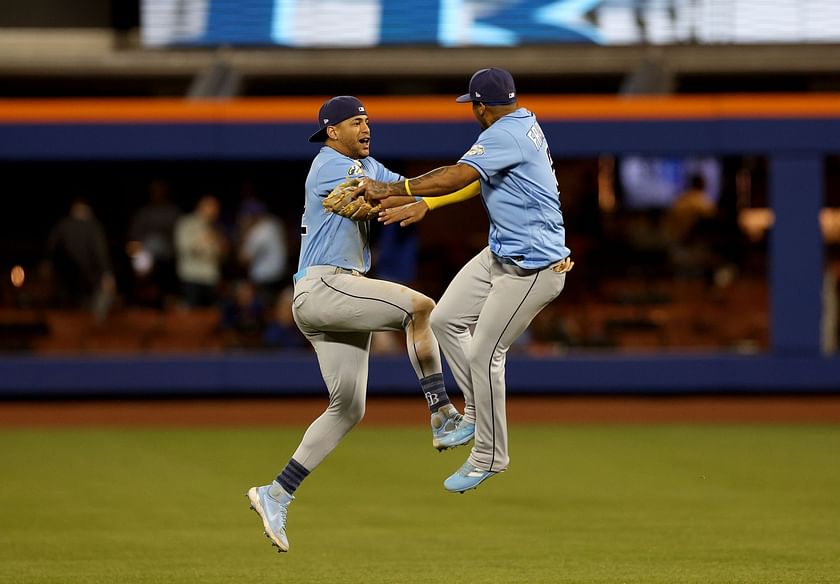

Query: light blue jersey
left=299, top=146, right=402, bottom=273
left=458, top=108, right=570, bottom=269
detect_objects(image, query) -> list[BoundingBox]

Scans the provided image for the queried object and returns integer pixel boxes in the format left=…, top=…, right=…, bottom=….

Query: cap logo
left=323, top=118, right=329, bottom=123
left=475, top=91, right=481, bottom=97
left=358, top=107, right=365, bottom=112
left=509, top=92, right=515, bottom=98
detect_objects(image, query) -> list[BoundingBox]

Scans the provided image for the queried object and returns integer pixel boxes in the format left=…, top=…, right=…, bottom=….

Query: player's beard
left=343, top=135, right=369, bottom=159
left=329, top=135, right=369, bottom=159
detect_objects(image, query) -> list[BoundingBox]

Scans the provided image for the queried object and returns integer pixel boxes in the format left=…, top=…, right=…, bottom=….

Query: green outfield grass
left=1, top=423, right=839, bottom=584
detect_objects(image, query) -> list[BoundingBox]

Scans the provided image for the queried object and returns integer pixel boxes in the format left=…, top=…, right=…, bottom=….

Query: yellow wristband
left=404, top=178, right=413, bottom=197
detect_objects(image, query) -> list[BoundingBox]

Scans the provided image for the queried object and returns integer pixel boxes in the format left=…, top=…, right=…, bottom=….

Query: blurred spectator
left=374, top=223, right=418, bottom=284
left=665, top=174, right=716, bottom=244
left=46, top=198, right=115, bottom=322
left=220, top=279, right=267, bottom=349
left=370, top=223, right=419, bottom=354
left=126, top=179, right=180, bottom=308
left=665, top=173, right=719, bottom=280
left=175, top=195, right=226, bottom=308
left=263, top=285, right=308, bottom=349
left=525, top=304, right=572, bottom=355
left=238, top=199, right=287, bottom=308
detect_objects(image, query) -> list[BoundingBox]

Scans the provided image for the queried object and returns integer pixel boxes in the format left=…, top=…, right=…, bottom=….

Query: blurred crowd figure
left=46, top=198, right=115, bottom=323
left=43, top=180, right=300, bottom=350
left=219, top=281, right=306, bottom=350
left=127, top=180, right=180, bottom=308
left=220, top=279, right=267, bottom=348
left=665, top=174, right=716, bottom=244
left=663, top=173, right=719, bottom=280
left=368, top=223, right=420, bottom=354
left=175, top=195, right=225, bottom=308
left=237, top=198, right=287, bottom=309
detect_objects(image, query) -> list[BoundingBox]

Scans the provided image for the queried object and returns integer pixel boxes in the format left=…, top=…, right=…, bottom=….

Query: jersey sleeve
left=313, top=157, right=361, bottom=198
left=457, top=126, right=523, bottom=181
left=367, top=157, right=403, bottom=184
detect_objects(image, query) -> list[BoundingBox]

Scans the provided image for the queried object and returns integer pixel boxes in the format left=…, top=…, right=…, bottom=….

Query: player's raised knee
left=411, top=294, right=436, bottom=317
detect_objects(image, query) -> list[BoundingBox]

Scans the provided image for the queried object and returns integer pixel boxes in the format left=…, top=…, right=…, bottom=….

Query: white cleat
left=247, top=484, right=293, bottom=553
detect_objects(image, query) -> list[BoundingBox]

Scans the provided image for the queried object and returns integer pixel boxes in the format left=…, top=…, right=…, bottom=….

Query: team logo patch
left=347, top=160, right=365, bottom=176
left=464, top=144, right=485, bottom=157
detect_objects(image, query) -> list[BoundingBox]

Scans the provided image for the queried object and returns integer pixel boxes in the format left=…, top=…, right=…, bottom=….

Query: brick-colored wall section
left=2, top=396, right=840, bottom=427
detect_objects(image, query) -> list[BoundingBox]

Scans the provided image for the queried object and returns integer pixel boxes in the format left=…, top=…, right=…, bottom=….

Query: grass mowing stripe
left=1, top=425, right=838, bottom=583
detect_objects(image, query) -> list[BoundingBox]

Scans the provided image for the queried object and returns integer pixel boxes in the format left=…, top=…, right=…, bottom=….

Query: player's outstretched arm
left=378, top=181, right=480, bottom=227
left=362, top=163, right=480, bottom=200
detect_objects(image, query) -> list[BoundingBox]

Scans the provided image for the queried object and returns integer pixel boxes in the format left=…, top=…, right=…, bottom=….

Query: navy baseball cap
left=456, top=68, right=517, bottom=105
left=308, top=96, right=368, bottom=143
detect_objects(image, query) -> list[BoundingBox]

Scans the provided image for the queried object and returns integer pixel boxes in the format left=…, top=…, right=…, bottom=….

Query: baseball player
left=246, top=96, right=472, bottom=553
left=357, top=68, right=574, bottom=494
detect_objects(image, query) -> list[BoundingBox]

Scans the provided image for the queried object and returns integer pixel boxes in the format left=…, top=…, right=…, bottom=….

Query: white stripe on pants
left=430, top=247, right=568, bottom=472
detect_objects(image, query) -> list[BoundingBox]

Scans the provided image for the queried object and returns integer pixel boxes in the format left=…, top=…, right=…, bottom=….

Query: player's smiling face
left=327, top=115, right=371, bottom=159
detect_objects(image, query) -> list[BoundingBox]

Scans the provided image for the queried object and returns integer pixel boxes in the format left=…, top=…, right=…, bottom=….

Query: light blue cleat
left=444, top=461, right=498, bottom=493
left=247, top=483, right=293, bottom=552
left=431, top=405, right=475, bottom=451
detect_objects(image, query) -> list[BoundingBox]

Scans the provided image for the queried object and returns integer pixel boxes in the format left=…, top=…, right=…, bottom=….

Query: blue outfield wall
left=1, top=353, right=840, bottom=397
left=1, top=107, right=839, bottom=395
left=3, top=119, right=840, bottom=159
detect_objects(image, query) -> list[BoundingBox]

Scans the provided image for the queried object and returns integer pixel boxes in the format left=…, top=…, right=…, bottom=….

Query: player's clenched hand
left=378, top=200, right=430, bottom=227
left=322, top=179, right=380, bottom=221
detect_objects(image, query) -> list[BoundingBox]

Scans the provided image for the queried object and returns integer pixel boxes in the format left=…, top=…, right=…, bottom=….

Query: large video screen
left=142, top=0, right=840, bottom=47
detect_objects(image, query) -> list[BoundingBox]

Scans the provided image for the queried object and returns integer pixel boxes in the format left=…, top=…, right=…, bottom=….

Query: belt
left=494, top=254, right=574, bottom=273
left=495, top=255, right=524, bottom=266
left=293, top=265, right=363, bottom=284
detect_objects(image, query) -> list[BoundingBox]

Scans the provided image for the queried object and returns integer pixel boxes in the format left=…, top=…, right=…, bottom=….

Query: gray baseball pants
left=430, top=247, right=569, bottom=473
left=290, top=266, right=442, bottom=470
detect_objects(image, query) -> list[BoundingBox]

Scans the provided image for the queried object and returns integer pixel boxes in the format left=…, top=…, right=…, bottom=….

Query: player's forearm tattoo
left=367, top=165, right=469, bottom=200
left=411, top=167, right=457, bottom=192
left=363, top=180, right=399, bottom=200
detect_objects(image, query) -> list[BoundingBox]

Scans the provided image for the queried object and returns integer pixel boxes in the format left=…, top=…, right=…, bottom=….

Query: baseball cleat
left=444, top=461, right=499, bottom=493
left=431, top=404, right=475, bottom=451
left=247, top=484, right=293, bottom=552
left=433, top=417, right=475, bottom=452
